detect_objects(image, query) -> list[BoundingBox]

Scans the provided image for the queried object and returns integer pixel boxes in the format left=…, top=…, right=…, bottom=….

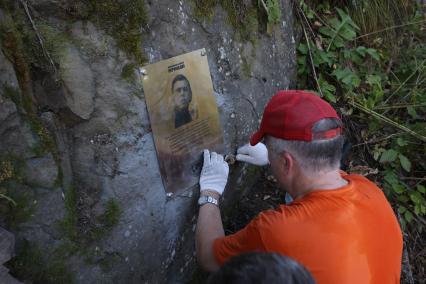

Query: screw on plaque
left=166, top=192, right=173, bottom=201
left=139, top=68, right=148, bottom=76
left=225, top=154, right=236, bottom=165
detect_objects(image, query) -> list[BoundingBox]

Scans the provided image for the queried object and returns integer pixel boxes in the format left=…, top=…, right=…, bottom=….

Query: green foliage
left=6, top=240, right=73, bottom=284
left=296, top=1, right=426, bottom=227
left=320, top=8, right=359, bottom=51
left=266, top=0, right=281, bottom=24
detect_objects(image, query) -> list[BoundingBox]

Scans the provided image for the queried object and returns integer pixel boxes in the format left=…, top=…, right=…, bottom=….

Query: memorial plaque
left=141, top=49, right=225, bottom=194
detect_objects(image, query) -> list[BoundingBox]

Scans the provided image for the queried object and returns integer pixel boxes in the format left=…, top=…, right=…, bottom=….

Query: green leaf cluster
left=266, top=0, right=281, bottom=24
left=296, top=1, right=426, bottom=228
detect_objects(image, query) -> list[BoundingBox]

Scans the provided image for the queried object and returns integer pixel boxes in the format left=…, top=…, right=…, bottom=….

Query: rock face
left=0, top=228, right=22, bottom=284
left=60, top=46, right=96, bottom=120
left=0, top=0, right=296, bottom=283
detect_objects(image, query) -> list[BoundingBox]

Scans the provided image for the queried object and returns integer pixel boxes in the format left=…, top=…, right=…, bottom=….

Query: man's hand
left=236, top=143, right=269, bottom=166
left=200, top=150, right=229, bottom=195
left=197, top=150, right=227, bottom=272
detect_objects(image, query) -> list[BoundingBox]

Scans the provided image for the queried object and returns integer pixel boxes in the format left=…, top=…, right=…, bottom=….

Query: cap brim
left=250, top=130, right=264, bottom=146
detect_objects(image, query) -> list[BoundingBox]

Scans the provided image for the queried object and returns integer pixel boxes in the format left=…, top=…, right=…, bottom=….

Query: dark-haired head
left=208, top=252, right=316, bottom=284
left=171, top=74, right=192, bottom=110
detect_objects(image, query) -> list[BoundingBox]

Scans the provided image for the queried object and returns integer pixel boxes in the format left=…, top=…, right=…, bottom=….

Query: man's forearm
left=196, top=192, right=224, bottom=272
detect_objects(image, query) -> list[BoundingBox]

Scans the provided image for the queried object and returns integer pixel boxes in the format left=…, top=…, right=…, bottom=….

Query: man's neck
left=291, top=169, right=348, bottom=200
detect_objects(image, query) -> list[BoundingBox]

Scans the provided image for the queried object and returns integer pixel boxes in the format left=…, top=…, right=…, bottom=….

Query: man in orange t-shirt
left=196, top=90, right=403, bottom=283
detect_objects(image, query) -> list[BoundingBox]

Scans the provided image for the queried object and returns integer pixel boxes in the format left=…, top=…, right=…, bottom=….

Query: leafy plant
left=296, top=0, right=426, bottom=228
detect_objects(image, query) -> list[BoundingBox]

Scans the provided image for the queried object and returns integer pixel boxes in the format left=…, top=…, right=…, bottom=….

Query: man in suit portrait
left=171, top=74, right=196, bottom=128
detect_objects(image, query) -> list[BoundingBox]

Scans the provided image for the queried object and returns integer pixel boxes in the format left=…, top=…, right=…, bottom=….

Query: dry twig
left=19, top=0, right=58, bottom=80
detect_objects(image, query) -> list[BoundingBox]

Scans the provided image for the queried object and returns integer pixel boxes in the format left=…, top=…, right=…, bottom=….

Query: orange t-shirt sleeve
left=213, top=215, right=266, bottom=265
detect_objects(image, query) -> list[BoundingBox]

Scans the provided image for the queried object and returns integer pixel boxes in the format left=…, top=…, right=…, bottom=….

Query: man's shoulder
left=254, top=204, right=310, bottom=227
left=344, top=173, right=385, bottom=196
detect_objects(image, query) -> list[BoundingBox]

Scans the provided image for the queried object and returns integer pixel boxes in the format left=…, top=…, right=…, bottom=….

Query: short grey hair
left=265, top=118, right=344, bottom=173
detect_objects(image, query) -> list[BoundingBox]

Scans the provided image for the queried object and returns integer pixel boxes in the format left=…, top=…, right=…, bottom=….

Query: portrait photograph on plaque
left=141, top=49, right=225, bottom=194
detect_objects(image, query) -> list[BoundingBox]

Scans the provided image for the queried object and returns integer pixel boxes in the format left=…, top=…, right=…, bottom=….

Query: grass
left=348, top=0, right=414, bottom=48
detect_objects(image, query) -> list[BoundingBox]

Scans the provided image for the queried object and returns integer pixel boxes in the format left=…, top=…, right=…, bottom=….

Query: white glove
left=199, top=150, right=229, bottom=195
left=236, top=143, right=269, bottom=166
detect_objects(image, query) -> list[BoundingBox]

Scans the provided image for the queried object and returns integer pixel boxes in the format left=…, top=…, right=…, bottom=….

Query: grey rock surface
left=0, top=46, right=19, bottom=90
left=0, top=50, right=38, bottom=159
left=0, top=228, right=22, bottom=284
left=60, top=46, right=96, bottom=120
left=0, top=266, right=23, bottom=284
left=0, top=227, right=14, bottom=264
left=23, top=154, right=58, bottom=188
left=0, top=0, right=296, bottom=283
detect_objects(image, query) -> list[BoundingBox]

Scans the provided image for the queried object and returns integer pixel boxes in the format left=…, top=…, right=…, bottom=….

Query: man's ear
left=281, top=152, right=294, bottom=174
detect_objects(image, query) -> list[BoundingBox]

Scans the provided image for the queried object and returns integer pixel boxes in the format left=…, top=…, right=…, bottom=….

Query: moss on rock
left=191, top=0, right=282, bottom=43
left=59, top=184, right=122, bottom=257
left=220, top=0, right=259, bottom=43
left=6, top=240, right=74, bottom=284
left=84, top=0, right=149, bottom=64
left=121, top=62, right=138, bottom=83
left=191, top=0, right=217, bottom=21
left=59, top=185, right=79, bottom=242
left=99, top=198, right=121, bottom=229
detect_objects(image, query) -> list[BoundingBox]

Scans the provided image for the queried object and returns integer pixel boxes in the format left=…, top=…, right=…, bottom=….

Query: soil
left=222, top=169, right=284, bottom=234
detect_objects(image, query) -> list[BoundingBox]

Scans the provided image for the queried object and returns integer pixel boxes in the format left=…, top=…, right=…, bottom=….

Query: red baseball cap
left=250, top=90, right=342, bottom=145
